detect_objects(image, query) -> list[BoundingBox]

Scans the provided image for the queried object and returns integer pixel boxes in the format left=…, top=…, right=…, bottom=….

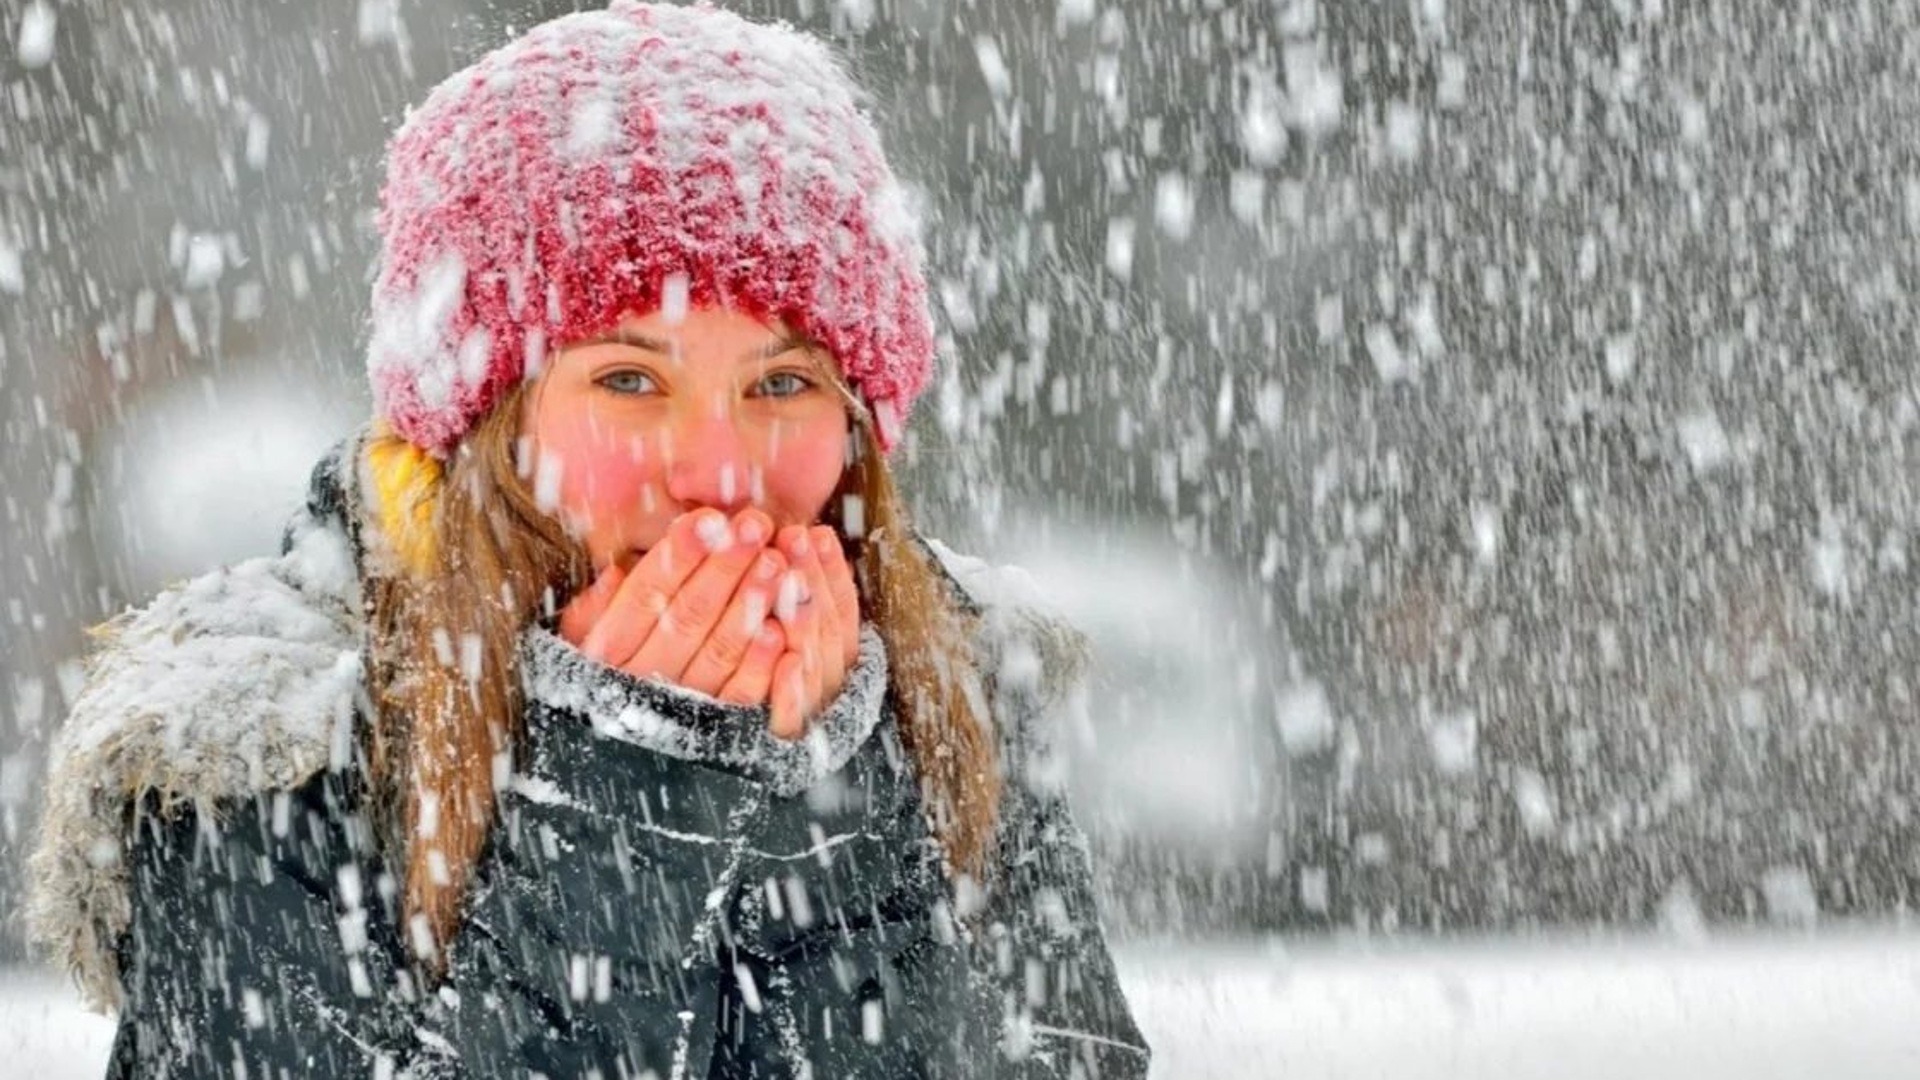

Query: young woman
left=26, top=3, right=1148, bottom=1077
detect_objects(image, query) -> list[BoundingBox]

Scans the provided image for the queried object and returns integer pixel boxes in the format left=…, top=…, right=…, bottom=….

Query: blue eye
left=598, top=370, right=659, bottom=395
left=756, top=371, right=814, bottom=398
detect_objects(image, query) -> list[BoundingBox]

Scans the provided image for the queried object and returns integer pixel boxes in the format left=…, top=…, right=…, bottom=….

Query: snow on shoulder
left=921, top=535, right=1093, bottom=729
left=24, top=508, right=362, bottom=1012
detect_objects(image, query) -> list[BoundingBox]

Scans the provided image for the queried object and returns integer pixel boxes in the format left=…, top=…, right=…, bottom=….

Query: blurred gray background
left=5, top=0, right=1920, bottom=963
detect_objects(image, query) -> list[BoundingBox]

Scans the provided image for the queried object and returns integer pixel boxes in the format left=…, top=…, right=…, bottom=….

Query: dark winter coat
left=25, top=436, right=1150, bottom=1079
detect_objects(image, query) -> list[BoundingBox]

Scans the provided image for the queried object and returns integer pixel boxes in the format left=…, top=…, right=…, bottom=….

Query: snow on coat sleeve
left=922, top=538, right=1154, bottom=1079
left=105, top=772, right=435, bottom=1078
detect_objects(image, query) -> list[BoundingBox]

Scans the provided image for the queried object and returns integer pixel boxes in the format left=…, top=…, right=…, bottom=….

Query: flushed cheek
left=760, top=434, right=845, bottom=520
left=550, top=429, right=661, bottom=532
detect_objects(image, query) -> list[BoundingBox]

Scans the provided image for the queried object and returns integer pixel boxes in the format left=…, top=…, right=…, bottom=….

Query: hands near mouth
left=557, top=508, right=862, bottom=740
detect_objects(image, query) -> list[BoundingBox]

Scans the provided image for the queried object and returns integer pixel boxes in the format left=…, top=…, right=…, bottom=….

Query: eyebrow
left=580, top=328, right=812, bottom=361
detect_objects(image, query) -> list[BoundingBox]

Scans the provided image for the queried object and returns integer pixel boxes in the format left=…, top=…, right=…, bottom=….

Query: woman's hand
left=560, top=507, right=790, bottom=701
left=765, top=524, right=863, bottom=739
left=556, top=511, right=862, bottom=739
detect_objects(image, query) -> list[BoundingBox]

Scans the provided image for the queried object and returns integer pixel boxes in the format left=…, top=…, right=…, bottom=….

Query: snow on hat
left=367, top=0, right=934, bottom=457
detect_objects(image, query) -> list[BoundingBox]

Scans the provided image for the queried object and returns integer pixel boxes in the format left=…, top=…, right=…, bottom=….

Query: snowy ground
left=8, top=931, right=1920, bottom=1078
left=1114, top=930, right=1920, bottom=1079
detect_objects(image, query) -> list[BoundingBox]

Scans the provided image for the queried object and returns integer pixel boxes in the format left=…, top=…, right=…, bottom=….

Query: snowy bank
left=10, top=930, right=1920, bottom=1078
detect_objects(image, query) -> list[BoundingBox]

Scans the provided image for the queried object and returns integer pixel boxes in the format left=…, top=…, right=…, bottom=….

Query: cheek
left=569, top=448, right=653, bottom=508
left=759, top=429, right=846, bottom=512
left=543, top=423, right=659, bottom=521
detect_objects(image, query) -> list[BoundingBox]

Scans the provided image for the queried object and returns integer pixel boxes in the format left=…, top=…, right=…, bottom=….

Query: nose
left=663, top=410, right=754, bottom=512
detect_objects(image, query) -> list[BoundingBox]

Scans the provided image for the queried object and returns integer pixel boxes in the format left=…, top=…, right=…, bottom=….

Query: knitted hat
left=366, top=0, right=934, bottom=457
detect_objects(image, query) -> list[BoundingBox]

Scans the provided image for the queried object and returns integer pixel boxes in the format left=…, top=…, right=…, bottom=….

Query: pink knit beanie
left=367, top=0, right=934, bottom=456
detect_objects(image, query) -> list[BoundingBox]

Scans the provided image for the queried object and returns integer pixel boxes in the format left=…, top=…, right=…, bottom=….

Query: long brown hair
left=362, top=370, right=999, bottom=978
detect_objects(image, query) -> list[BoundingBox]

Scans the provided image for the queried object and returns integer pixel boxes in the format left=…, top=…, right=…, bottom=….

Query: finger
left=772, top=544, right=814, bottom=624
left=679, top=546, right=786, bottom=695
left=813, top=524, right=860, bottom=668
left=769, top=650, right=810, bottom=740
left=794, top=532, right=845, bottom=704
left=772, top=524, right=811, bottom=570
left=784, top=604, right=826, bottom=724
left=580, top=509, right=723, bottom=665
left=773, top=567, right=817, bottom=673
left=782, top=525, right=838, bottom=665
left=801, top=524, right=855, bottom=700
left=558, top=561, right=628, bottom=648
left=716, top=618, right=785, bottom=706
left=624, top=508, right=774, bottom=683
left=768, top=549, right=823, bottom=737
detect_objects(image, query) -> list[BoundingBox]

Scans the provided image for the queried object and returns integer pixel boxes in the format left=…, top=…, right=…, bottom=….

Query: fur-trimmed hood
left=22, top=482, right=368, bottom=1012
left=23, top=435, right=1092, bottom=1016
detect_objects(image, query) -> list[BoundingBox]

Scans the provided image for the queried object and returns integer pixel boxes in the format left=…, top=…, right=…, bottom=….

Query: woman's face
left=521, top=305, right=851, bottom=571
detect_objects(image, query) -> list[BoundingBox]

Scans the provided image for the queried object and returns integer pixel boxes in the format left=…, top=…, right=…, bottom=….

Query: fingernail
left=755, top=552, right=782, bottom=580
left=694, top=512, right=732, bottom=552
left=789, top=531, right=812, bottom=558
left=738, top=514, right=768, bottom=545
